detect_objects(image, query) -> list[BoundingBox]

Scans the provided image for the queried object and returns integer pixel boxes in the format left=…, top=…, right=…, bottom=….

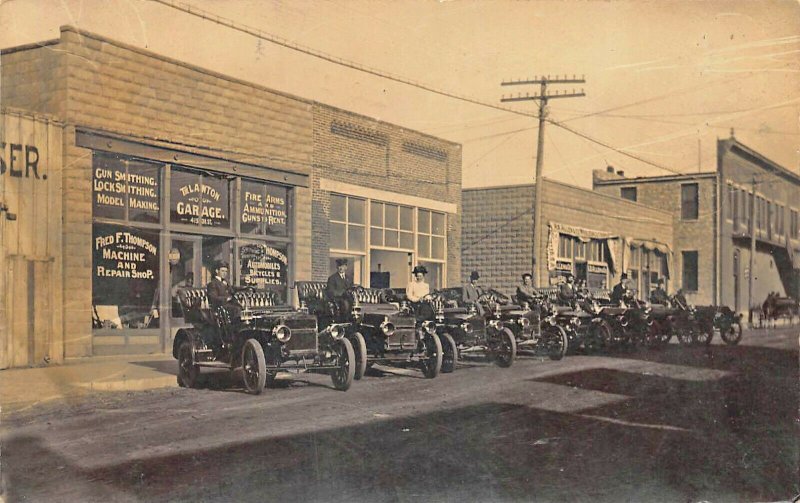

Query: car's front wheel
left=720, top=320, right=743, bottom=345
left=419, top=333, right=443, bottom=379
left=242, top=338, right=266, bottom=395
left=492, top=328, right=517, bottom=367
left=440, top=333, right=458, bottom=373
left=351, top=332, right=368, bottom=380
left=177, top=341, right=202, bottom=389
left=542, top=325, right=568, bottom=361
left=330, top=338, right=355, bottom=391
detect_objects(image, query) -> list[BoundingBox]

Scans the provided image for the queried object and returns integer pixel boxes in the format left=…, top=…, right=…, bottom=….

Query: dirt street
left=1, top=328, right=797, bottom=502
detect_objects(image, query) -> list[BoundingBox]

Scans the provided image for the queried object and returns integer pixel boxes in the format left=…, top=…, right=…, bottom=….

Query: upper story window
left=589, top=239, right=605, bottom=262
left=418, top=209, right=446, bottom=260
left=790, top=209, right=799, bottom=240
left=680, top=183, right=699, bottom=220
left=330, top=194, right=366, bottom=252
left=620, top=187, right=637, bottom=202
left=371, top=201, right=413, bottom=250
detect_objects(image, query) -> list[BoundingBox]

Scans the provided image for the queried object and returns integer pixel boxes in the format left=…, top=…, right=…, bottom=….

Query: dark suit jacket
left=207, top=277, right=232, bottom=308
left=558, top=283, right=576, bottom=304
left=325, top=273, right=352, bottom=300
left=610, top=282, right=626, bottom=304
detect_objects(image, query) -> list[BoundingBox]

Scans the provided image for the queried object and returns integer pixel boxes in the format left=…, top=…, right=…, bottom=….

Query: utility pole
left=501, top=75, right=585, bottom=287
left=748, top=176, right=757, bottom=321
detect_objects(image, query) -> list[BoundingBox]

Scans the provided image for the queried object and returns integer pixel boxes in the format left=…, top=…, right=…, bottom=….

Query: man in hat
left=649, top=278, right=669, bottom=305
left=207, top=261, right=241, bottom=326
left=326, top=258, right=353, bottom=317
left=557, top=273, right=577, bottom=306
left=610, top=272, right=630, bottom=304
left=516, top=273, right=537, bottom=306
left=406, top=265, right=430, bottom=302
left=463, top=271, right=485, bottom=315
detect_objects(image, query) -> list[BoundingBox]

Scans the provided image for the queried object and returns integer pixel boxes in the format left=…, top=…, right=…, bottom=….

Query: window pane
left=240, top=180, right=264, bottom=235
left=170, top=167, right=200, bottom=226
left=418, top=234, right=430, bottom=258
left=370, top=201, right=383, bottom=226
left=93, top=153, right=127, bottom=220
left=348, top=198, right=365, bottom=225
left=331, top=222, right=346, bottom=250
left=385, top=204, right=398, bottom=229
left=330, top=194, right=346, bottom=222
left=93, top=223, right=160, bottom=329
left=239, top=243, right=288, bottom=304
left=432, top=212, right=445, bottom=236
left=620, top=187, right=637, bottom=202
left=126, top=160, right=161, bottom=224
left=681, top=184, right=699, bottom=220
left=399, top=231, right=413, bottom=249
left=348, top=225, right=365, bottom=252
left=263, top=183, right=289, bottom=237
left=400, top=206, right=413, bottom=231
left=385, top=230, right=399, bottom=248
left=418, top=209, right=430, bottom=233
left=682, top=250, right=698, bottom=291
left=370, top=227, right=383, bottom=247
left=200, top=173, right=231, bottom=228
left=431, top=236, right=445, bottom=259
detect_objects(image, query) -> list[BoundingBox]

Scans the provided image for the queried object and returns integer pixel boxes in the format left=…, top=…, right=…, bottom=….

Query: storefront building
left=462, top=179, right=674, bottom=298
left=0, top=26, right=461, bottom=365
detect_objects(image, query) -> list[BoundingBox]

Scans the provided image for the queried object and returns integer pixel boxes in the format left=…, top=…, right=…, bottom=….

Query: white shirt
left=406, top=280, right=430, bottom=302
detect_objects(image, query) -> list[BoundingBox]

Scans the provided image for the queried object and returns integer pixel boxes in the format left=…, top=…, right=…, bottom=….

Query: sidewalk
left=0, top=353, right=177, bottom=414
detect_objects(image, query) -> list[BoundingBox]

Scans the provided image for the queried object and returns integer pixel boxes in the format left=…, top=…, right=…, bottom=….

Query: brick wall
left=312, top=104, right=462, bottom=286
left=593, top=173, right=718, bottom=305
left=463, top=180, right=674, bottom=297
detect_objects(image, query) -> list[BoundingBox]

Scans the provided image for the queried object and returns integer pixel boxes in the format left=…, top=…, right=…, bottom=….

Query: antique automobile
left=695, top=305, right=744, bottom=345
left=584, top=291, right=654, bottom=350
left=173, top=287, right=354, bottom=395
left=422, top=292, right=516, bottom=369
left=295, top=282, right=443, bottom=379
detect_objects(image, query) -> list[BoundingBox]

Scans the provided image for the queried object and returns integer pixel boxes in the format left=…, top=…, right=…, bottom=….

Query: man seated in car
left=463, top=270, right=485, bottom=315
left=610, top=273, right=630, bottom=305
left=649, top=278, right=669, bottom=305
left=207, top=261, right=241, bottom=325
left=516, top=273, right=538, bottom=306
left=557, top=273, right=577, bottom=307
left=326, top=258, right=354, bottom=319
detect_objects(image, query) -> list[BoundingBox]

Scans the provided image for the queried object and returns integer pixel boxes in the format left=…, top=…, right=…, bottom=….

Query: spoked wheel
left=440, top=333, right=458, bottom=373
left=720, top=321, right=743, bottom=345
left=649, top=320, right=672, bottom=348
left=419, top=333, right=443, bottom=379
left=542, top=325, right=568, bottom=361
left=177, top=341, right=202, bottom=389
left=330, top=338, right=355, bottom=391
left=351, top=332, right=368, bottom=380
left=696, top=324, right=714, bottom=346
left=585, top=322, right=610, bottom=354
left=491, top=327, right=517, bottom=367
left=242, top=339, right=266, bottom=395
left=676, top=328, right=695, bottom=346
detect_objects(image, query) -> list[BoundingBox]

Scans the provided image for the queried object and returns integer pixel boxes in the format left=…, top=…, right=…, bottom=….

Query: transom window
left=330, top=194, right=366, bottom=252
left=371, top=201, right=414, bottom=250
left=418, top=209, right=446, bottom=260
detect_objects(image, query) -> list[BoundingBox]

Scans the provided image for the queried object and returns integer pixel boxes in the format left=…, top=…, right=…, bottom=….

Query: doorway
left=370, top=250, right=412, bottom=289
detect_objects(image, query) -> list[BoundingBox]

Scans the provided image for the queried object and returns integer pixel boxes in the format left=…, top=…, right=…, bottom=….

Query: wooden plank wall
left=0, top=110, right=64, bottom=368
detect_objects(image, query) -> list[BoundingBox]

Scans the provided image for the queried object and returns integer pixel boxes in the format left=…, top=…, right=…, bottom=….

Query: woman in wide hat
left=406, top=265, right=430, bottom=302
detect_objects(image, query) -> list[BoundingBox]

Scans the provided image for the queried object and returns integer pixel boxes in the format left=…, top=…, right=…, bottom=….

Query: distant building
left=593, top=134, right=800, bottom=312
left=462, top=179, right=674, bottom=299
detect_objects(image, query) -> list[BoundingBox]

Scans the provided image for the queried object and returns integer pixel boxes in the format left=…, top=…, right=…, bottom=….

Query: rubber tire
left=177, top=341, right=202, bottom=389
left=721, top=321, right=743, bottom=345
left=351, top=332, right=368, bottom=381
left=331, top=338, right=355, bottom=391
left=440, top=333, right=458, bottom=373
left=543, top=325, right=568, bottom=361
left=585, top=321, right=611, bottom=354
left=242, top=339, right=266, bottom=395
left=492, top=328, right=517, bottom=368
left=420, top=333, right=443, bottom=379
left=697, top=324, right=714, bottom=346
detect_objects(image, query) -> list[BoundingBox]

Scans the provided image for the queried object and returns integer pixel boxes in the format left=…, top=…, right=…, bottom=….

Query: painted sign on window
left=240, top=180, right=289, bottom=237
left=92, top=153, right=160, bottom=223
left=239, top=243, right=288, bottom=302
left=170, top=166, right=230, bottom=228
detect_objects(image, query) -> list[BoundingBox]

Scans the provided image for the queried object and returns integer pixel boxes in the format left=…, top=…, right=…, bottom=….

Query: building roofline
left=3, top=26, right=460, bottom=152
left=593, top=171, right=717, bottom=185
left=464, top=178, right=672, bottom=216
left=723, top=137, right=800, bottom=185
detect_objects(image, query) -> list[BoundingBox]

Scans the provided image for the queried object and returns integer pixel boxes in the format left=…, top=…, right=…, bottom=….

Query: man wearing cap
left=557, top=273, right=577, bottom=306
left=516, top=273, right=537, bottom=306
left=326, top=258, right=353, bottom=317
left=207, top=261, right=241, bottom=326
left=610, top=273, right=630, bottom=304
left=406, top=265, right=430, bottom=302
left=649, top=278, right=669, bottom=305
left=463, top=271, right=485, bottom=315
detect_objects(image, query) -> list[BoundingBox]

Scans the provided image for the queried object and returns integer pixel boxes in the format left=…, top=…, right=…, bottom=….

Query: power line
left=153, top=0, right=539, bottom=120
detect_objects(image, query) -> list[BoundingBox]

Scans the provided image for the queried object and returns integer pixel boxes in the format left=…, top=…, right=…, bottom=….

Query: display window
left=170, top=166, right=231, bottom=228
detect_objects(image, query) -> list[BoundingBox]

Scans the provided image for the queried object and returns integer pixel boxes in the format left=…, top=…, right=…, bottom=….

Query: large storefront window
left=330, top=194, right=366, bottom=252
left=92, top=150, right=295, bottom=344
left=418, top=209, right=446, bottom=260
left=628, top=245, right=669, bottom=298
left=553, top=232, right=610, bottom=288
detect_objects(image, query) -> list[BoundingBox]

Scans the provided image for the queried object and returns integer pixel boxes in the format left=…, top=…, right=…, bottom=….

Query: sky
left=1, top=0, right=798, bottom=189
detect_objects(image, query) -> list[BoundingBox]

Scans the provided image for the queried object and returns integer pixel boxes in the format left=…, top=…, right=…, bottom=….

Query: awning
left=547, top=222, right=618, bottom=273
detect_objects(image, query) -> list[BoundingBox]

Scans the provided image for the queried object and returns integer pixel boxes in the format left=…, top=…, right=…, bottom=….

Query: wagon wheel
left=720, top=321, right=743, bottom=345
left=419, top=333, right=443, bottom=379
left=351, top=332, right=368, bottom=381
left=542, top=325, right=568, bottom=361
left=242, top=338, right=266, bottom=395
left=695, top=324, right=714, bottom=346
left=330, top=338, right=355, bottom=391
left=585, top=321, right=610, bottom=354
left=177, top=341, right=203, bottom=389
left=440, top=333, right=458, bottom=373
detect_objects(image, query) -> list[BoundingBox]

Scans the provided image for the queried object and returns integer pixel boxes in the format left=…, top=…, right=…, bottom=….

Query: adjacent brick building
left=593, top=134, right=800, bottom=312
left=462, top=179, right=674, bottom=299
left=0, top=26, right=460, bottom=365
